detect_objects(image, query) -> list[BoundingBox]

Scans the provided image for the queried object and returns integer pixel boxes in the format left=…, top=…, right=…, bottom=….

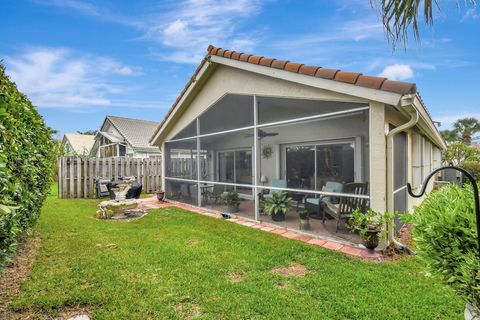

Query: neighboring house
left=90, top=115, right=161, bottom=158
left=150, top=45, right=445, bottom=239
left=62, top=134, right=95, bottom=156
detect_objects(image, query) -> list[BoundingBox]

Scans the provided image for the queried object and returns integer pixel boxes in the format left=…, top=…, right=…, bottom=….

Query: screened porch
left=163, top=94, right=371, bottom=243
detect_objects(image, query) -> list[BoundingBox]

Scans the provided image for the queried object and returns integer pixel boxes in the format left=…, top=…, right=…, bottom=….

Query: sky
left=1, top=0, right=479, bottom=138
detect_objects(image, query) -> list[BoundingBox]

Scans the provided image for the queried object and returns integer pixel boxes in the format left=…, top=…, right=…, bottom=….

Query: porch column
left=369, top=102, right=387, bottom=213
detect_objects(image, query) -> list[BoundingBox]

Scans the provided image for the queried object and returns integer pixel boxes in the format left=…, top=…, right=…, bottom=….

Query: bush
left=0, top=64, right=56, bottom=267
left=408, top=184, right=479, bottom=311
left=462, top=161, right=480, bottom=182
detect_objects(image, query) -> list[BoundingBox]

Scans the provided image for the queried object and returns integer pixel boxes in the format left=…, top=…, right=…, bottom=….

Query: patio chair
left=263, top=179, right=287, bottom=199
left=304, top=181, right=343, bottom=219
left=208, top=184, right=226, bottom=204
left=323, top=182, right=369, bottom=232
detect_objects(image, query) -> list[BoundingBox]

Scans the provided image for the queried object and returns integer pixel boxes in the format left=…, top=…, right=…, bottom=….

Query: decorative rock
left=96, top=199, right=140, bottom=219
left=68, top=315, right=90, bottom=320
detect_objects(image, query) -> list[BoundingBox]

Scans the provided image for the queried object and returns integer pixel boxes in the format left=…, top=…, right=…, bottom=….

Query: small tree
left=442, top=142, right=480, bottom=166
left=440, top=129, right=460, bottom=144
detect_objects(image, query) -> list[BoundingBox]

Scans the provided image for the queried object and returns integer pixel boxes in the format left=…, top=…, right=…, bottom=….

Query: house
left=90, top=115, right=161, bottom=158
left=61, top=133, right=95, bottom=156
left=150, top=45, right=445, bottom=241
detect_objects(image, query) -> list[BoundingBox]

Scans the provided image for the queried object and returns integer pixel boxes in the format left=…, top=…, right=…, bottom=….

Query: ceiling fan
left=244, top=129, right=279, bottom=139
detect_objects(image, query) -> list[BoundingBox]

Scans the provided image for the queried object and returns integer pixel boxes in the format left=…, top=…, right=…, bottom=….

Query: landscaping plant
left=263, top=191, right=293, bottom=221
left=406, top=183, right=480, bottom=313
left=349, top=209, right=398, bottom=250
left=0, top=64, right=56, bottom=267
left=220, top=191, right=241, bottom=212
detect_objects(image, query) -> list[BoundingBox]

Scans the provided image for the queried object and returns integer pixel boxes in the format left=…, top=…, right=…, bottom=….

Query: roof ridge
left=206, top=45, right=416, bottom=95
left=106, top=115, right=160, bottom=125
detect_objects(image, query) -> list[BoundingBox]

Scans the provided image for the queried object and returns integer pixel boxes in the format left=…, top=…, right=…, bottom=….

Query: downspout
left=386, top=106, right=419, bottom=253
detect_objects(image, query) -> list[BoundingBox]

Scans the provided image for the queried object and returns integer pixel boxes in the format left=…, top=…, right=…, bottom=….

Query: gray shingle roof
left=106, top=116, right=161, bottom=153
left=64, top=134, right=95, bottom=154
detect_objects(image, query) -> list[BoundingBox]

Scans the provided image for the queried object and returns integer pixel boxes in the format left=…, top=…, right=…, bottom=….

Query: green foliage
left=220, top=191, right=240, bottom=207
left=462, top=161, right=480, bottom=182
left=263, top=191, right=293, bottom=216
left=0, top=64, right=56, bottom=267
left=298, top=209, right=309, bottom=220
left=440, top=129, right=460, bottom=144
left=349, top=209, right=398, bottom=241
left=407, top=184, right=480, bottom=311
left=453, top=117, right=480, bottom=145
left=9, top=189, right=465, bottom=318
left=442, top=141, right=480, bottom=166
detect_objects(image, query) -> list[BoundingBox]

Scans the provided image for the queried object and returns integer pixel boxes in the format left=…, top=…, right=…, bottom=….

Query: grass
left=10, top=186, right=464, bottom=319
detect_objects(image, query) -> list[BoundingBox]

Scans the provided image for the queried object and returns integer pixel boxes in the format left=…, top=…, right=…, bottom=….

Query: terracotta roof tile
left=259, top=57, right=275, bottom=67
left=356, top=75, right=386, bottom=90
left=239, top=53, right=251, bottom=62
left=334, top=71, right=362, bottom=84
left=381, top=80, right=417, bottom=94
left=271, top=59, right=289, bottom=69
left=299, top=65, right=320, bottom=76
left=231, top=51, right=241, bottom=60
left=150, top=45, right=419, bottom=143
left=247, top=55, right=263, bottom=64
left=315, top=68, right=339, bottom=80
left=284, top=62, right=303, bottom=73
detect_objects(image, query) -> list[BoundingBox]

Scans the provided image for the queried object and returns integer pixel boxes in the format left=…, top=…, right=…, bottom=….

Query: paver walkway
left=138, top=196, right=382, bottom=260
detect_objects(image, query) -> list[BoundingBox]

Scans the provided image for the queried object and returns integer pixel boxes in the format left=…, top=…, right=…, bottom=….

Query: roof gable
left=104, top=115, right=161, bottom=153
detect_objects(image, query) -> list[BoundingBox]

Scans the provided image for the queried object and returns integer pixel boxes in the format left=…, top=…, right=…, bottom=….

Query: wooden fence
left=58, top=156, right=162, bottom=198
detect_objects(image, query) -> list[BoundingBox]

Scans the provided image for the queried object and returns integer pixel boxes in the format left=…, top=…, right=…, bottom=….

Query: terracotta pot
left=156, top=191, right=165, bottom=202
left=362, top=227, right=380, bottom=250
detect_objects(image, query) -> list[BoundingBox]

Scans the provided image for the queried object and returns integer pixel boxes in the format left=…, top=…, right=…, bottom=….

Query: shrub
left=263, top=191, right=293, bottom=216
left=407, top=184, right=479, bottom=311
left=462, top=161, right=480, bottom=182
left=0, top=64, right=56, bottom=267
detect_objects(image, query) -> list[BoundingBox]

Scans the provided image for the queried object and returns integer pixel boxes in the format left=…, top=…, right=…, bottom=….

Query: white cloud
left=462, top=8, right=480, bottom=21
left=378, top=64, right=414, bottom=81
left=142, top=0, right=264, bottom=63
left=5, top=47, right=141, bottom=109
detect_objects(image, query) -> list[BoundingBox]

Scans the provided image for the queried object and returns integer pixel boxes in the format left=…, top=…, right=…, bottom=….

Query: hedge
left=408, top=183, right=480, bottom=312
left=0, top=64, right=56, bottom=267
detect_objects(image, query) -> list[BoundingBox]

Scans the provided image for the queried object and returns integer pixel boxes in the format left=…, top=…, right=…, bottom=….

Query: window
left=165, top=139, right=197, bottom=179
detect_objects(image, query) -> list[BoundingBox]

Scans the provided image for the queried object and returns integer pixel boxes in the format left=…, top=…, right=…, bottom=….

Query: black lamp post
left=406, top=166, right=480, bottom=257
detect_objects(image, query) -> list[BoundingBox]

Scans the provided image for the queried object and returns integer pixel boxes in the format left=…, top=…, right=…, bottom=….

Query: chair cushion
left=306, top=198, right=320, bottom=205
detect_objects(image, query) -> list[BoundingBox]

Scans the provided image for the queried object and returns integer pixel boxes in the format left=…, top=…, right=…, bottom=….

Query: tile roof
left=106, top=116, right=161, bottom=153
left=150, top=45, right=417, bottom=143
left=208, top=45, right=417, bottom=95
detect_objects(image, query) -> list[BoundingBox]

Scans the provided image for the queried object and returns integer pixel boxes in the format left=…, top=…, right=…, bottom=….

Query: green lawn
left=11, top=187, right=464, bottom=319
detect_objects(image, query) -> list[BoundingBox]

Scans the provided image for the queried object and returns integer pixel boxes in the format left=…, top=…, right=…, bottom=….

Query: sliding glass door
left=218, top=149, right=253, bottom=195
left=284, top=141, right=355, bottom=190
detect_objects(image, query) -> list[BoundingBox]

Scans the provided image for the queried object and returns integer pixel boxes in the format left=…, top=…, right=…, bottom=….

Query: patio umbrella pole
left=406, top=166, right=480, bottom=258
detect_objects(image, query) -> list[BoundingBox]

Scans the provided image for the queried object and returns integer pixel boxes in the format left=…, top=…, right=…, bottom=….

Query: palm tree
left=440, top=129, right=460, bottom=144
left=372, top=0, right=477, bottom=47
left=453, top=117, right=480, bottom=145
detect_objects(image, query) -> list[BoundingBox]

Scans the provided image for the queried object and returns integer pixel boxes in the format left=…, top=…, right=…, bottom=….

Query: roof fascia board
left=412, top=95, right=446, bottom=149
left=210, top=55, right=403, bottom=106
left=151, top=59, right=214, bottom=144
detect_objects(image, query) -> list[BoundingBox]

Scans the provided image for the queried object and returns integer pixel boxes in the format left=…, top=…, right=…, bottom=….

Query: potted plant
left=220, top=191, right=240, bottom=213
left=298, top=209, right=310, bottom=230
left=348, top=209, right=384, bottom=252
left=263, top=191, right=293, bottom=222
